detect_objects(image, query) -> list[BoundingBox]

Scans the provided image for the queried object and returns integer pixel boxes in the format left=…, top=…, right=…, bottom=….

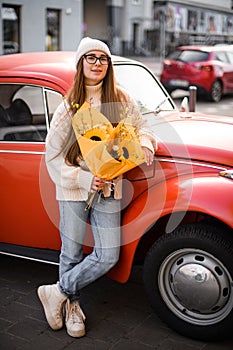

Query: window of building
left=46, top=9, right=60, bottom=51
left=2, top=5, right=20, bottom=55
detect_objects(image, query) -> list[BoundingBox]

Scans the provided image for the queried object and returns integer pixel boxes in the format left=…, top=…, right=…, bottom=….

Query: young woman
left=37, top=37, right=156, bottom=338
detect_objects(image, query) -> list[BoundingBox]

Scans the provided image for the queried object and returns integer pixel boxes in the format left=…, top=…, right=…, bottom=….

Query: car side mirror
left=180, top=97, right=189, bottom=112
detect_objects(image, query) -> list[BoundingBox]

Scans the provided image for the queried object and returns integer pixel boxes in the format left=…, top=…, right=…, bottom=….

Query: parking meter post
left=189, top=86, right=197, bottom=112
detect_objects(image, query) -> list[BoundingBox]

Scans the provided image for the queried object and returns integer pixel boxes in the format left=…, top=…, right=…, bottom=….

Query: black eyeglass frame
left=83, top=54, right=111, bottom=65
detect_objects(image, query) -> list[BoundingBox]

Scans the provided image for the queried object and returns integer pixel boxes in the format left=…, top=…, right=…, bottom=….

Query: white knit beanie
left=75, top=37, right=111, bottom=66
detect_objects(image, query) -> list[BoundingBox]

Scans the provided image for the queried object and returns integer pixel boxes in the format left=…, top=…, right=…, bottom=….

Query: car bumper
left=161, top=81, right=208, bottom=95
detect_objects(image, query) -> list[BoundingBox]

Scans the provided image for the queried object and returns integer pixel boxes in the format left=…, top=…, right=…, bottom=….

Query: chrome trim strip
left=42, top=87, right=50, bottom=131
left=0, top=150, right=44, bottom=155
left=156, top=157, right=227, bottom=172
left=0, top=251, right=59, bottom=266
left=0, top=151, right=227, bottom=171
left=0, top=141, right=45, bottom=145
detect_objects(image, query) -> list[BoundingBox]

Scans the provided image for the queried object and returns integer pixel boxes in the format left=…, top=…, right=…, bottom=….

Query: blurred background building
left=0, top=0, right=232, bottom=56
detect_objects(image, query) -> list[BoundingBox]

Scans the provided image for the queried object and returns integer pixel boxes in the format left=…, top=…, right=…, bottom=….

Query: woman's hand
left=91, top=176, right=105, bottom=192
left=142, top=147, right=154, bottom=166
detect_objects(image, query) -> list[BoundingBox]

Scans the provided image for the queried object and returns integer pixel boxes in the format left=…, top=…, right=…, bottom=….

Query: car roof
left=0, top=51, right=133, bottom=70
left=177, top=45, right=233, bottom=52
left=0, top=51, right=135, bottom=93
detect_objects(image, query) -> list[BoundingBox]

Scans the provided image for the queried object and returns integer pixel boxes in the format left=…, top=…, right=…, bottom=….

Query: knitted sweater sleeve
left=45, top=102, right=93, bottom=192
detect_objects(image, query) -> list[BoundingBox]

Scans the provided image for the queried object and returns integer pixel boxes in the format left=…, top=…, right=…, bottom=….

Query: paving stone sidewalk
left=1, top=255, right=233, bottom=350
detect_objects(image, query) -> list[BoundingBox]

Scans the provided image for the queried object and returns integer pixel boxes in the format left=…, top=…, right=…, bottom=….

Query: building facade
left=0, top=0, right=233, bottom=57
left=0, top=0, right=83, bottom=55
left=150, top=0, right=233, bottom=57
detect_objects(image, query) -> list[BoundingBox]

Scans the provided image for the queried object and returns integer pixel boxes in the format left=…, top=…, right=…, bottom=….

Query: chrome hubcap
left=158, top=249, right=233, bottom=325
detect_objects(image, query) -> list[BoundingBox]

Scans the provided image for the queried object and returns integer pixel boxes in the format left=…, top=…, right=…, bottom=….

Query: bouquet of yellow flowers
left=71, top=102, right=145, bottom=209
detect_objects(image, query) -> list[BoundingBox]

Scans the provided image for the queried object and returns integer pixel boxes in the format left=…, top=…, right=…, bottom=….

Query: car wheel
left=143, top=223, right=233, bottom=341
left=209, top=80, right=222, bottom=102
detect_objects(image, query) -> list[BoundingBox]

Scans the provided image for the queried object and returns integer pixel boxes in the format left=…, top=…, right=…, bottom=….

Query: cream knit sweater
left=45, top=82, right=157, bottom=201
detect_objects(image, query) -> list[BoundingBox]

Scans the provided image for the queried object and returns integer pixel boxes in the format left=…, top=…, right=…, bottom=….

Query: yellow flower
left=114, top=120, right=139, bottom=142
left=117, top=139, right=144, bottom=164
left=84, top=124, right=111, bottom=141
left=71, top=101, right=79, bottom=110
left=72, top=102, right=145, bottom=181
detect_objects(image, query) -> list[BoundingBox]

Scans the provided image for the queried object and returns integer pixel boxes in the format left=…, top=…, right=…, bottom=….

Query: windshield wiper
left=154, top=96, right=170, bottom=113
left=142, top=97, right=172, bottom=117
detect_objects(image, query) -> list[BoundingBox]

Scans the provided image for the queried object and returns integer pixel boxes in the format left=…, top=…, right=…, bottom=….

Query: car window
left=214, top=52, right=228, bottom=63
left=0, top=85, right=63, bottom=141
left=114, top=64, right=174, bottom=113
left=0, top=84, right=47, bottom=142
left=45, top=89, right=63, bottom=123
left=226, top=51, right=233, bottom=64
left=168, top=50, right=209, bottom=63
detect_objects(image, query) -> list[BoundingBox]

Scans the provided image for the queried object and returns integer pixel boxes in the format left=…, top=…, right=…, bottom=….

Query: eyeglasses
left=83, top=54, right=111, bottom=65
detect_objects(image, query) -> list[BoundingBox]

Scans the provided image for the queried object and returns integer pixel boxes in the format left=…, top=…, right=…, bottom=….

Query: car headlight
left=219, top=169, right=233, bottom=180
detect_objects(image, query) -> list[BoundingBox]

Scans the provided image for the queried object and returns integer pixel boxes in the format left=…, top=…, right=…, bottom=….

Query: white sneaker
left=37, top=284, right=67, bottom=330
left=65, top=299, right=86, bottom=337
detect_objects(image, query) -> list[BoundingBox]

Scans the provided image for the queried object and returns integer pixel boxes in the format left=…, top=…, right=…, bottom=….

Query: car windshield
left=114, top=63, right=175, bottom=113
left=168, top=50, right=209, bottom=63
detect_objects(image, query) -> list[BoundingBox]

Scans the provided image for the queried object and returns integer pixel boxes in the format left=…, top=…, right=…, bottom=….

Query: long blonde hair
left=66, top=56, right=129, bottom=165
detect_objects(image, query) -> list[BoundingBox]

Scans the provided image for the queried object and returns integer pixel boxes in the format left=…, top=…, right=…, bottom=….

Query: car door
left=0, top=83, right=62, bottom=250
left=215, top=51, right=233, bottom=92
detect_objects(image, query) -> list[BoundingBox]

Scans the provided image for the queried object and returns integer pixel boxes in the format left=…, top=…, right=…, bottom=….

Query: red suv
left=160, top=45, right=233, bottom=102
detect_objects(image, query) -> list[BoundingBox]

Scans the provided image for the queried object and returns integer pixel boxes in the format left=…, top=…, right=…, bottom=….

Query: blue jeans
left=58, top=197, right=121, bottom=300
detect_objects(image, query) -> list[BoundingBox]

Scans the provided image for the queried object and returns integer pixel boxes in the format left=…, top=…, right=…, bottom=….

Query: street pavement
left=1, top=255, right=233, bottom=350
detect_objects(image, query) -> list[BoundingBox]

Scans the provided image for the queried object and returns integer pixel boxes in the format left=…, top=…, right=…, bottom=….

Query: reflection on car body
left=0, top=51, right=233, bottom=341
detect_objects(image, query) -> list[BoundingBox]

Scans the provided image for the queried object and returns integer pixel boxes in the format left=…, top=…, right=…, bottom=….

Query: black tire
left=208, top=80, right=223, bottom=102
left=143, top=223, right=233, bottom=341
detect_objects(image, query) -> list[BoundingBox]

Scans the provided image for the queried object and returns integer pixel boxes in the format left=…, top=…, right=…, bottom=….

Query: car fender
left=184, top=174, right=233, bottom=227
left=108, top=173, right=233, bottom=282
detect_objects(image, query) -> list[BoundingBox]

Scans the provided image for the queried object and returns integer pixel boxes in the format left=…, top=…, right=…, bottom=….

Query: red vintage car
left=160, top=45, right=233, bottom=102
left=0, top=52, right=233, bottom=341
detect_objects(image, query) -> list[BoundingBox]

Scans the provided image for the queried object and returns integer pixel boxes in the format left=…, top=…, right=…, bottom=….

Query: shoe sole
left=37, top=286, right=63, bottom=330
left=66, top=327, right=86, bottom=338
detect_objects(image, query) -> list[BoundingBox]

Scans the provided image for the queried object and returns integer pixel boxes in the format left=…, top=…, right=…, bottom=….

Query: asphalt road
left=1, top=255, right=233, bottom=350
left=172, top=91, right=233, bottom=117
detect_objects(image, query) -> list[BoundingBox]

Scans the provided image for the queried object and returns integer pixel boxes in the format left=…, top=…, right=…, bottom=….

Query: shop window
left=2, top=5, right=20, bottom=55
left=46, top=9, right=60, bottom=51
